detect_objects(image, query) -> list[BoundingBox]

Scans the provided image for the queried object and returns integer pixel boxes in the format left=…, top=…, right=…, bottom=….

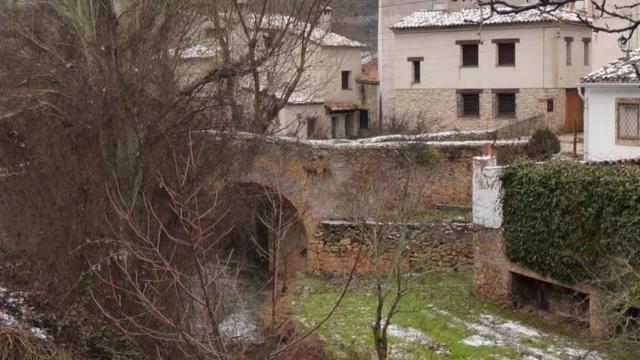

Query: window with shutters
left=462, top=44, right=479, bottom=67
left=496, top=93, right=516, bottom=117
left=493, top=39, right=518, bottom=66
left=617, top=101, right=640, bottom=142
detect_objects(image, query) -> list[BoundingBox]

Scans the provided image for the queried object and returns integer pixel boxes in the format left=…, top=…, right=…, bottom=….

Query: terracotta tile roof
left=324, top=102, right=362, bottom=112
left=583, top=157, right=640, bottom=165
left=582, top=49, right=640, bottom=83
left=392, top=6, right=586, bottom=30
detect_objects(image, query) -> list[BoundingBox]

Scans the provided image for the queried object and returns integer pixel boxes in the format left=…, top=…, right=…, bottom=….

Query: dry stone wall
left=308, top=220, right=475, bottom=273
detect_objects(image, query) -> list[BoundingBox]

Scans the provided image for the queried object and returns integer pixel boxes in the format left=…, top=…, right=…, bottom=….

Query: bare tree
left=479, top=0, right=640, bottom=42
left=347, top=145, right=441, bottom=360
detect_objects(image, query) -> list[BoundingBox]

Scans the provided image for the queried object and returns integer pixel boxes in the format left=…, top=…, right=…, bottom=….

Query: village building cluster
left=177, top=0, right=640, bottom=161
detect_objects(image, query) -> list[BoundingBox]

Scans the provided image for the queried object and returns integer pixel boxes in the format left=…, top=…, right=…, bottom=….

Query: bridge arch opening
left=219, top=182, right=308, bottom=280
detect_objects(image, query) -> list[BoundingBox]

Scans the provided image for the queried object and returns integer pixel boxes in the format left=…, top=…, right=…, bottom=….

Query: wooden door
left=565, top=89, right=584, bottom=133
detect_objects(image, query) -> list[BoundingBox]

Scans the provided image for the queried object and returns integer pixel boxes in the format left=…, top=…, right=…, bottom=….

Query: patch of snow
left=199, top=130, right=527, bottom=150
left=496, top=321, right=541, bottom=338
left=0, top=311, right=16, bottom=325
left=461, top=334, right=502, bottom=347
left=0, top=283, right=50, bottom=340
left=219, top=311, right=260, bottom=343
left=387, top=324, right=431, bottom=344
left=392, top=6, right=587, bottom=30
left=582, top=48, right=640, bottom=83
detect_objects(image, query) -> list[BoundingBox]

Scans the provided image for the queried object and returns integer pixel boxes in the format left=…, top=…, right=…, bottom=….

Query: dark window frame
left=457, top=90, right=481, bottom=117
left=547, top=99, right=554, bottom=113
left=456, top=40, right=481, bottom=67
left=407, top=57, right=423, bottom=84
left=492, top=39, right=519, bottom=67
left=341, top=71, right=351, bottom=90
left=493, top=89, right=518, bottom=117
left=462, top=44, right=479, bottom=67
left=359, top=110, right=370, bottom=129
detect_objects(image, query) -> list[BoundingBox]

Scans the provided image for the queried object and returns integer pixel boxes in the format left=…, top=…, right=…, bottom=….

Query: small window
left=547, top=99, right=554, bottom=113
left=359, top=110, right=369, bottom=129
left=565, top=37, right=573, bottom=66
left=497, top=43, right=516, bottom=66
left=462, top=44, right=479, bottom=67
left=412, top=60, right=421, bottom=83
left=496, top=93, right=516, bottom=117
left=618, top=103, right=640, bottom=140
left=583, top=38, right=591, bottom=66
left=341, top=71, right=351, bottom=90
left=307, top=117, right=317, bottom=138
left=460, top=93, right=480, bottom=117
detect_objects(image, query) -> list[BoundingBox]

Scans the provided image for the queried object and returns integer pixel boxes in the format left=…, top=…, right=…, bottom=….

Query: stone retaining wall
left=307, top=220, right=475, bottom=273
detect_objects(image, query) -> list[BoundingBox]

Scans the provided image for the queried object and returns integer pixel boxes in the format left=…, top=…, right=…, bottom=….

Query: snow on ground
left=201, top=129, right=528, bottom=150
left=0, top=284, right=49, bottom=340
left=456, top=312, right=602, bottom=360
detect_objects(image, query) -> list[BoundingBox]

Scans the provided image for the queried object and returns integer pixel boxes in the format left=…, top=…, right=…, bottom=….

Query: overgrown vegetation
left=501, top=161, right=640, bottom=284
left=0, top=327, right=71, bottom=360
left=501, top=161, right=640, bottom=339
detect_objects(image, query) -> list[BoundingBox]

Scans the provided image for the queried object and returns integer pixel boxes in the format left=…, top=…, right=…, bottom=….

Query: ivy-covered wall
left=501, top=161, right=640, bottom=283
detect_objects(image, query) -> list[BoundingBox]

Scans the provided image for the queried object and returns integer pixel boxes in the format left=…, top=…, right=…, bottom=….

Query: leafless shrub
left=0, top=327, right=71, bottom=360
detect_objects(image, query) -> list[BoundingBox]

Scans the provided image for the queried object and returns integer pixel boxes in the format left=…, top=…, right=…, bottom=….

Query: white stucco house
left=388, top=5, right=593, bottom=133
left=581, top=50, right=640, bottom=161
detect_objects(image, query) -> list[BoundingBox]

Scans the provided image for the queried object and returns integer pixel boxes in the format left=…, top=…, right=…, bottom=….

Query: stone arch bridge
left=200, top=133, right=525, bottom=270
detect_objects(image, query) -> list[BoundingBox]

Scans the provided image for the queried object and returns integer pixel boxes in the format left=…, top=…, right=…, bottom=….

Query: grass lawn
left=290, top=270, right=635, bottom=359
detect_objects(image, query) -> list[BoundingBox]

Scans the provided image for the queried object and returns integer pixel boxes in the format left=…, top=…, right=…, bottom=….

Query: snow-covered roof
left=392, top=6, right=586, bottom=30
left=257, top=14, right=365, bottom=48
left=315, top=30, right=365, bottom=48
left=582, top=49, right=640, bottom=83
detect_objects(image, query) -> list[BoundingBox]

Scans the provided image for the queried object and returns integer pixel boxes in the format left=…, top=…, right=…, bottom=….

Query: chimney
left=319, top=6, right=332, bottom=32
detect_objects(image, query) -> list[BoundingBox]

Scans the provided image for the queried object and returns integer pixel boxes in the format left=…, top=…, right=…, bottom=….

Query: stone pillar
left=473, top=229, right=511, bottom=304
left=472, top=156, right=503, bottom=229
left=588, top=289, right=607, bottom=336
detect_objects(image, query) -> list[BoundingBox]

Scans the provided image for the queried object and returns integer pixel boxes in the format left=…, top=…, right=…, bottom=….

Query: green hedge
left=501, top=161, right=640, bottom=283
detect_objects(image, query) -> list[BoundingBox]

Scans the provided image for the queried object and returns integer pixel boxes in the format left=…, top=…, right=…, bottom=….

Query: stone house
left=581, top=49, right=640, bottom=161
left=178, top=8, right=373, bottom=139
left=386, top=5, right=593, bottom=133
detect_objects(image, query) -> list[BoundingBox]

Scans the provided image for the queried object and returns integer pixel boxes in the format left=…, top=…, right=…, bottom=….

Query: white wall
left=472, top=156, right=503, bottom=229
left=379, top=0, right=433, bottom=122
left=591, top=0, right=640, bottom=69
left=584, top=85, right=640, bottom=160
left=392, top=24, right=591, bottom=90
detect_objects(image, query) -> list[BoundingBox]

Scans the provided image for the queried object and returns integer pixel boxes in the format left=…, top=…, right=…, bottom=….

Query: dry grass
left=0, top=327, right=71, bottom=360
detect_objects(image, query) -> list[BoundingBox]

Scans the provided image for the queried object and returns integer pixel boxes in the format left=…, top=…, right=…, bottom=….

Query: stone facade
left=308, top=220, right=475, bottom=273
left=394, top=88, right=566, bottom=133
